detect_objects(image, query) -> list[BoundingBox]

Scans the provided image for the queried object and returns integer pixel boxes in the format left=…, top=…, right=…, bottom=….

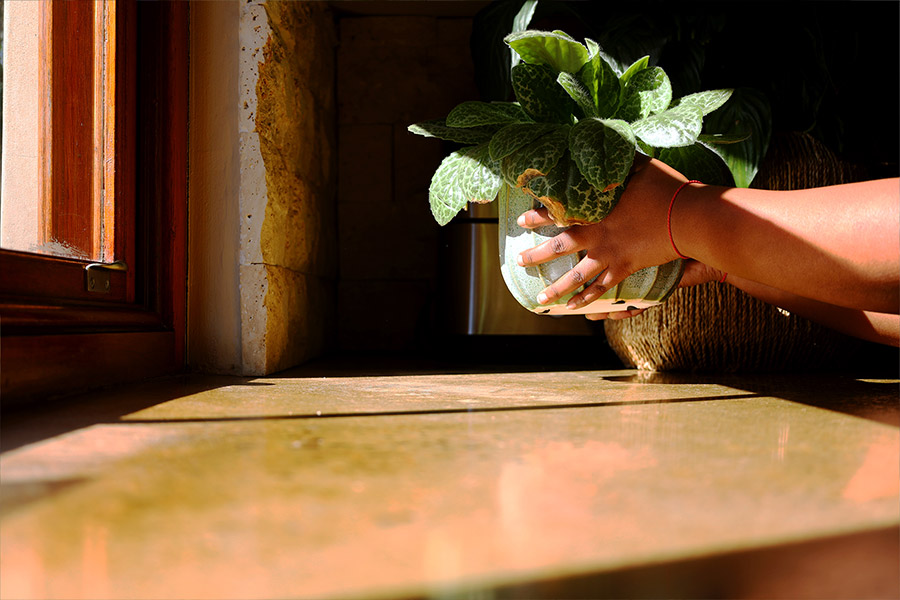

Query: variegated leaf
left=510, top=0, right=538, bottom=69
left=557, top=71, right=597, bottom=118
left=672, top=89, right=733, bottom=116
left=616, top=66, right=671, bottom=122
left=631, top=104, right=702, bottom=148
left=504, top=30, right=590, bottom=74
left=446, top=101, right=529, bottom=128
left=520, top=154, right=622, bottom=225
left=500, top=126, right=570, bottom=186
left=702, top=87, right=772, bottom=188
left=569, top=118, right=635, bottom=192
left=576, top=53, right=620, bottom=118
left=511, top=63, right=573, bottom=123
left=619, top=56, right=649, bottom=86
left=489, top=123, right=561, bottom=161
left=408, top=120, right=499, bottom=145
left=658, top=143, right=734, bottom=186
left=428, top=143, right=501, bottom=226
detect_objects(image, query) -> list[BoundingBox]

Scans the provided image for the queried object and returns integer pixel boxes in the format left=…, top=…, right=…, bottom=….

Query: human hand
left=583, top=260, right=726, bottom=321
left=516, top=158, right=693, bottom=309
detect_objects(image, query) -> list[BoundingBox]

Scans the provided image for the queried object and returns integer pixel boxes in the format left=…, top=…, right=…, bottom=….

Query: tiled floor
left=2, top=358, right=898, bottom=599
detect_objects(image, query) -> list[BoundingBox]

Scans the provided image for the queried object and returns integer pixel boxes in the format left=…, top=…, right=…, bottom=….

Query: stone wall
left=240, top=1, right=338, bottom=374
left=335, top=13, right=480, bottom=352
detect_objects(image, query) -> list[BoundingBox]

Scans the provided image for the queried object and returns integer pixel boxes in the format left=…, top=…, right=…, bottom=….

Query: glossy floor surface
left=2, top=358, right=899, bottom=599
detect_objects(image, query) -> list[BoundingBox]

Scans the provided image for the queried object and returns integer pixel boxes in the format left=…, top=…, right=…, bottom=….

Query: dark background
left=501, top=1, right=899, bottom=175
left=333, top=1, right=898, bottom=372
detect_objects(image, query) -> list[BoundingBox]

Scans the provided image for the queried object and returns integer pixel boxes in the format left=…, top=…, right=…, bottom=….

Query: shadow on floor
left=603, top=372, right=900, bottom=427
left=0, top=375, right=271, bottom=453
left=412, top=526, right=900, bottom=600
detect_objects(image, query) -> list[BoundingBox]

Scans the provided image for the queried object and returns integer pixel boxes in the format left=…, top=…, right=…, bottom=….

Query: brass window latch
left=85, top=260, right=128, bottom=293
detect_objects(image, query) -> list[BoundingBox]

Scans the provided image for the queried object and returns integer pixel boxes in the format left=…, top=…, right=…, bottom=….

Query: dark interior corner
left=329, top=1, right=898, bottom=373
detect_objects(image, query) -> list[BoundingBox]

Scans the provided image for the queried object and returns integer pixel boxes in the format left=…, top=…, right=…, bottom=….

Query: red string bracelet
left=667, top=180, right=701, bottom=260
left=719, top=271, right=728, bottom=283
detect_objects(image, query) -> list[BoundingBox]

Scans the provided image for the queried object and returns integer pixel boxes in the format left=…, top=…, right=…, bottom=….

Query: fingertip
left=517, top=210, right=537, bottom=228
left=517, top=208, right=554, bottom=229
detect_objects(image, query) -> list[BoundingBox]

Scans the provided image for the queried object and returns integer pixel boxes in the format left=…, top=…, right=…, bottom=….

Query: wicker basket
left=604, top=132, right=867, bottom=372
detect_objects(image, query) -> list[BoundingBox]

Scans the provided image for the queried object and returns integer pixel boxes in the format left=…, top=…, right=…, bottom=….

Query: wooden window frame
left=0, top=1, right=188, bottom=405
left=39, top=0, right=130, bottom=265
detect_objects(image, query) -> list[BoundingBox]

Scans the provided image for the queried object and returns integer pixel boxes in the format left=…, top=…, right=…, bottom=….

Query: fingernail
left=537, top=292, right=548, bottom=304
left=517, top=215, right=526, bottom=227
left=567, top=297, right=582, bottom=309
left=516, top=254, right=525, bottom=266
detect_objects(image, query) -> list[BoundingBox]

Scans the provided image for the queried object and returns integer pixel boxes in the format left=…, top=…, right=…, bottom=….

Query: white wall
left=187, top=1, right=243, bottom=374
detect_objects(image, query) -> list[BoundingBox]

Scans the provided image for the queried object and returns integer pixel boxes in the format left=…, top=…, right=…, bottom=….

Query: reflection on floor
left=2, top=357, right=898, bottom=599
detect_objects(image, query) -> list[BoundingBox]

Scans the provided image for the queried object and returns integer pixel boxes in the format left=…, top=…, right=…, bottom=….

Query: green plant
left=409, top=29, right=741, bottom=227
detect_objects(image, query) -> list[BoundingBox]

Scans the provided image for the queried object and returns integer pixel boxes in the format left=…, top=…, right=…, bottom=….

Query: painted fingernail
left=537, top=292, right=548, bottom=304
left=517, top=215, right=527, bottom=227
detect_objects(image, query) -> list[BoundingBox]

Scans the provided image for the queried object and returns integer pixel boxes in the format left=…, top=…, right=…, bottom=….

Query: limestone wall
left=241, top=1, right=338, bottom=374
left=189, top=0, right=337, bottom=376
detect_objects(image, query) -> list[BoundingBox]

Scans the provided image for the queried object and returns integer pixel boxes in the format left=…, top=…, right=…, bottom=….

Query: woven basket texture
left=604, top=132, right=867, bottom=372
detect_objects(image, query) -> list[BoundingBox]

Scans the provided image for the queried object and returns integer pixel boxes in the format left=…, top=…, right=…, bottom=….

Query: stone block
left=338, top=124, right=393, bottom=205
left=240, top=1, right=269, bottom=135
left=232, top=0, right=339, bottom=375
left=253, top=0, right=339, bottom=279
left=338, top=201, right=439, bottom=281
left=239, top=263, right=269, bottom=375
left=315, top=105, right=337, bottom=186
left=241, top=264, right=335, bottom=376
left=255, top=2, right=336, bottom=197
left=436, top=17, right=473, bottom=45
left=338, top=17, right=439, bottom=125
left=263, top=1, right=336, bottom=109
left=337, top=14, right=480, bottom=126
left=261, top=265, right=327, bottom=374
left=239, top=130, right=266, bottom=266
left=337, top=279, right=434, bottom=352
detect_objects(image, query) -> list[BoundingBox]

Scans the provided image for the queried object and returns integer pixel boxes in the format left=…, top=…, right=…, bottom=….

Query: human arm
left=516, top=159, right=900, bottom=314
left=586, top=260, right=899, bottom=347
left=728, top=273, right=900, bottom=347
